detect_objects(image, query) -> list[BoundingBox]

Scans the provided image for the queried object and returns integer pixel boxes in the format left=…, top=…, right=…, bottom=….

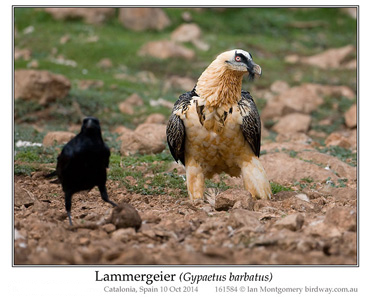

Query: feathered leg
left=185, top=156, right=205, bottom=201
left=241, top=156, right=272, bottom=199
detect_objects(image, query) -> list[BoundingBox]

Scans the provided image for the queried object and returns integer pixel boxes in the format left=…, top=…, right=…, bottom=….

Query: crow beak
left=85, top=119, right=94, bottom=129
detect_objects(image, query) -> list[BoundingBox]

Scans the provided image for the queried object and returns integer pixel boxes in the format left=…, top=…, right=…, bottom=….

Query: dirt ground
left=14, top=172, right=357, bottom=265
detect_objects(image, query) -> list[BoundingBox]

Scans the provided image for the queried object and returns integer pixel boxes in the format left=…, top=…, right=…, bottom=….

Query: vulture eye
left=235, top=56, right=242, bottom=62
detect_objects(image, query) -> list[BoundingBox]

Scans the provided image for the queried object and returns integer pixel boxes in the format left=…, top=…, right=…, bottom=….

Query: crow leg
left=98, top=185, right=117, bottom=207
left=64, top=192, right=73, bottom=225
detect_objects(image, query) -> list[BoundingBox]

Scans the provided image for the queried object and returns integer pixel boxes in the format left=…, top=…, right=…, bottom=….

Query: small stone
left=295, top=193, right=310, bottom=202
left=118, top=8, right=171, bottom=31
left=125, top=93, right=144, bottom=106
left=118, top=101, right=134, bottom=115
left=15, top=48, right=32, bottom=60
left=344, top=104, right=357, bottom=128
left=111, top=228, right=136, bottom=242
left=102, top=223, right=116, bottom=233
left=214, top=194, right=236, bottom=211
left=97, top=58, right=113, bottom=69
left=144, top=113, right=166, bottom=124
left=45, top=8, right=115, bottom=25
left=78, top=80, right=104, bottom=90
left=60, top=34, right=70, bottom=44
left=270, top=80, right=290, bottom=94
left=171, top=23, right=202, bottom=43
left=79, top=237, right=90, bottom=245
left=215, top=189, right=254, bottom=211
left=274, top=213, right=304, bottom=231
left=325, top=132, right=352, bottom=149
left=138, top=40, right=195, bottom=60
left=228, top=209, right=263, bottom=232
left=114, top=125, right=133, bottom=135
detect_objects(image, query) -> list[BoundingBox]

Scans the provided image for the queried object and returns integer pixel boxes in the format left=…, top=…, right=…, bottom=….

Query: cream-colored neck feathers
left=195, top=55, right=245, bottom=108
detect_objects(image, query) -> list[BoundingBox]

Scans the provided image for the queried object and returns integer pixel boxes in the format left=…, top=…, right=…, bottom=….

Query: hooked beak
left=251, top=62, right=262, bottom=77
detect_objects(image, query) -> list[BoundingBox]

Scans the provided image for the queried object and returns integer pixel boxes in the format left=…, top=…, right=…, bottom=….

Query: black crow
left=56, top=117, right=117, bottom=225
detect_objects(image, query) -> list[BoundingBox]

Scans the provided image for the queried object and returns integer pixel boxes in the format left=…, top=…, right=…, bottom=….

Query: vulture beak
left=251, top=62, right=262, bottom=77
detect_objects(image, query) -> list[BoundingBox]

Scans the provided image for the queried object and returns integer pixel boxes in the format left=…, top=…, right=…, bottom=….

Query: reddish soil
left=14, top=174, right=357, bottom=265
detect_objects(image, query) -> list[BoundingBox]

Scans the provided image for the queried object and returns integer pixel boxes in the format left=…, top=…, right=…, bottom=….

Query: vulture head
left=217, top=49, right=262, bottom=80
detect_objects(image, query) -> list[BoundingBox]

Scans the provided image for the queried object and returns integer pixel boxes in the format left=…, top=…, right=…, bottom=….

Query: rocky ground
left=14, top=136, right=357, bottom=265
left=14, top=7, right=357, bottom=265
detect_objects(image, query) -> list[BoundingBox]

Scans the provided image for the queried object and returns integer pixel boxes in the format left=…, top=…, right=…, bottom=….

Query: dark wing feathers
left=167, top=88, right=262, bottom=163
left=166, top=88, right=196, bottom=165
left=239, top=90, right=262, bottom=157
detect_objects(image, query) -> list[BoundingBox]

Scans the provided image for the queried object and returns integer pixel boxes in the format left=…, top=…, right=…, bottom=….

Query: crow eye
left=235, top=56, right=242, bottom=62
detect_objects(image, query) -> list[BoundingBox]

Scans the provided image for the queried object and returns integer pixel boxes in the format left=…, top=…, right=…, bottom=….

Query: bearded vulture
left=166, top=49, right=272, bottom=201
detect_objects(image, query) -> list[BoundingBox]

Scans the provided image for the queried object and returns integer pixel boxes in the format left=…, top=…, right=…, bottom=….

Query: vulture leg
left=241, top=156, right=272, bottom=200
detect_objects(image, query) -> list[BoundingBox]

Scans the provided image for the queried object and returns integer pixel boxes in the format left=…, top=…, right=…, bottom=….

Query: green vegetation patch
left=317, top=145, right=357, bottom=167
left=270, top=182, right=293, bottom=194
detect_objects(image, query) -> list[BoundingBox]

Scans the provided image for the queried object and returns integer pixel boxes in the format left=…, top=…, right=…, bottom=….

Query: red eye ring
left=235, top=56, right=241, bottom=62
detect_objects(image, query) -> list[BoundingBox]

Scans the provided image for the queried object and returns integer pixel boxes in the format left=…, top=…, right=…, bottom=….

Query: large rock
left=138, top=40, right=195, bottom=60
left=274, top=213, right=304, bottom=231
left=262, top=83, right=355, bottom=121
left=300, top=45, right=356, bottom=69
left=171, top=23, right=201, bottom=42
left=285, top=45, right=356, bottom=69
left=260, top=152, right=339, bottom=184
left=272, top=113, right=311, bottom=134
left=118, top=94, right=144, bottom=115
left=296, top=151, right=356, bottom=181
left=345, top=104, right=357, bottom=128
left=120, top=123, right=166, bottom=155
left=44, top=8, right=115, bottom=24
left=163, top=75, right=196, bottom=92
left=214, top=189, right=254, bottom=211
left=43, top=131, right=75, bottom=146
left=15, top=70, right=71, bottom=104
left=14, top=48, right=32, bottom=60
left=341, top=8, right=357, bottom=19
left=170, top=23, right=209, bottom=50
left=262, top=84, right=323, bottom=120
left=124, top=93, right=144, bottom=106
left=324, top=207, right=357, bottom=232
left=118, top=8, right=170, bottom=31
left=325, top=132, right=352, bottom=149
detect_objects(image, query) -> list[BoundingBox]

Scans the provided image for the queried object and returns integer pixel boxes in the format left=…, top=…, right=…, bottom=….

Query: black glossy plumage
left=56, top=117, right=116, bottom=225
